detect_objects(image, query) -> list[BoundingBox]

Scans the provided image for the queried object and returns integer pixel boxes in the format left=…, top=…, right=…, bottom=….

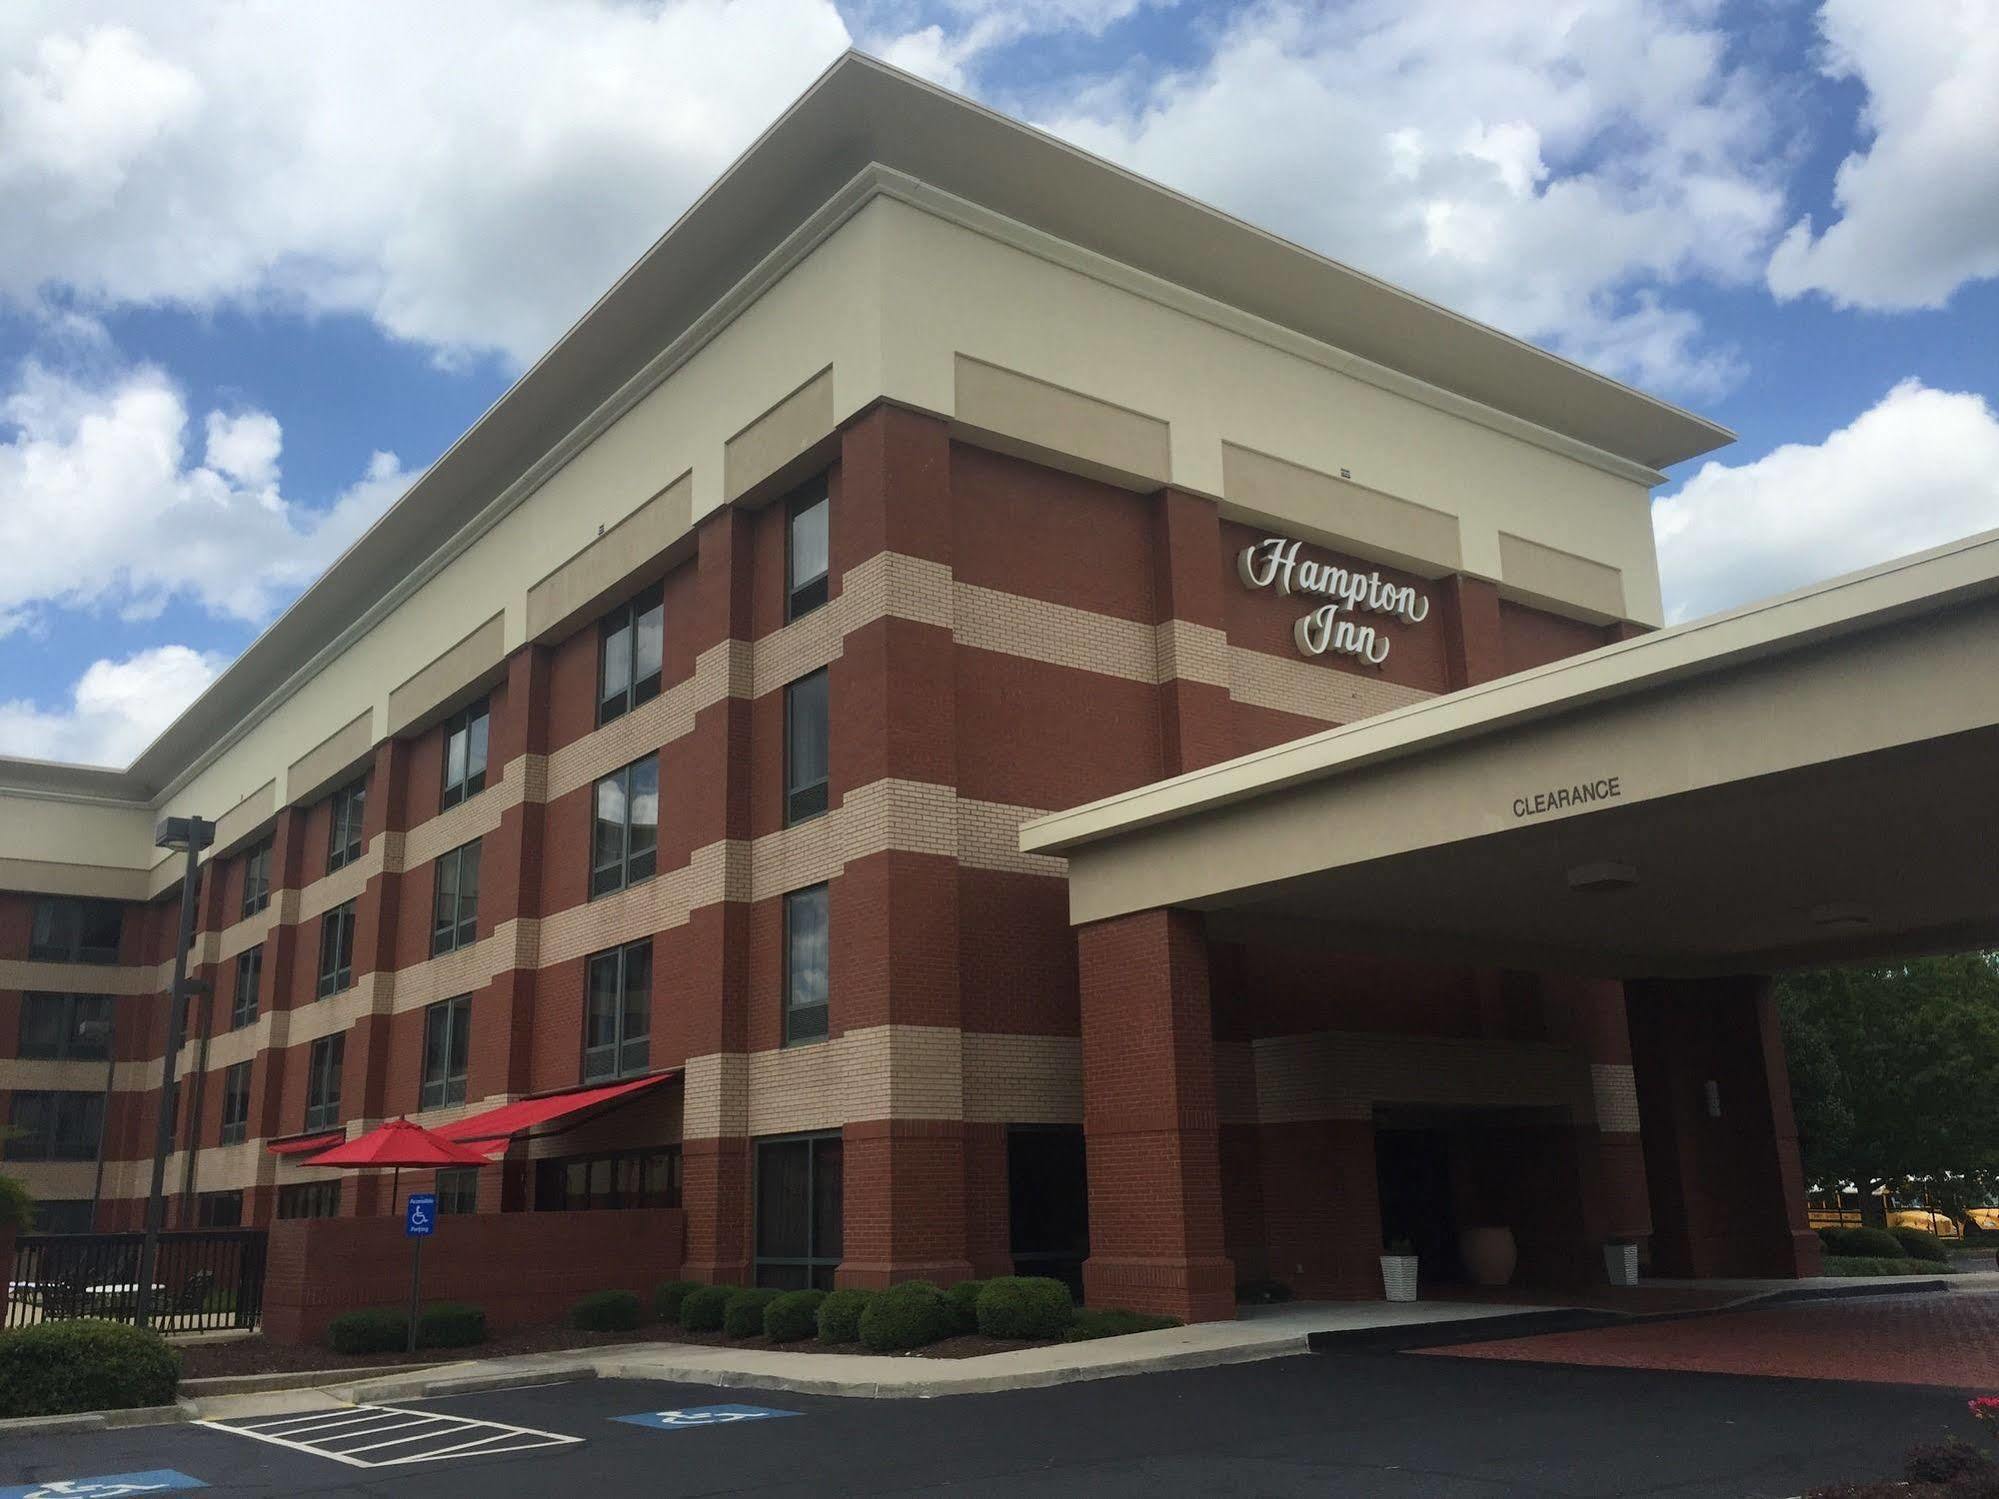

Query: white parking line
left=202, top=1404, right=582, bottom=1468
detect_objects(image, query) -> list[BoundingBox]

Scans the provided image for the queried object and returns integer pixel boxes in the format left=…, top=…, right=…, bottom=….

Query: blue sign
left=614, top=1405, right=800, bottom=1431
left=404, top=1193, right=436, bottom=1238
left=1, top=1472, right=207, bottom=1498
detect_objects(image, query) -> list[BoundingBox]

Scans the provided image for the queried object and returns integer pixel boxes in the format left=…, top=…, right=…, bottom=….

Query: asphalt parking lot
left=5, top=1342, right=1984, bottom=1499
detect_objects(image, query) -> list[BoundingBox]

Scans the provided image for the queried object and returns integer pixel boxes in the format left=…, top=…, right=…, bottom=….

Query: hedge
left=975, top=1277, right=1073, bottom=1340
left=327, top=1303, right=488, bottom=1354
left=654, top=1280, right=702, bottom=1326
left=764, top=1290, right=826, bottom=1343
left=1889, top=1226, right=1951, bottom=1264
left=724, top=1288, right=782, bottom=1338
left=816, top=1287, right=876, bottom=1344
left=1064, top=1308, right=1182, bottom=1341
left=944, top=1279, right=987, bottom=1335
left=1818, top=1226, right=1905, bottom=1259
left=859, top=1281, right=954, bottom=1352
left=679, top=1284, right=733, bottom=1333
left=0, top=1320, right=180, bottom=1417
left=570, top=1289, right=643, bottom=1332
left=1822, top=1255, right=1947, bottom=1277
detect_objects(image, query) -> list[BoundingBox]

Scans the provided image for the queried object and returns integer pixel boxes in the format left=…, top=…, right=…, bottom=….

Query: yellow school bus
left=1807, top=1187, right=1962, bottom=1239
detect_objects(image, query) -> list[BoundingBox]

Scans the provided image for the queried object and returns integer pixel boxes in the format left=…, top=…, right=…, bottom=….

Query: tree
left=1779, top=953, right=1999, bottom=1219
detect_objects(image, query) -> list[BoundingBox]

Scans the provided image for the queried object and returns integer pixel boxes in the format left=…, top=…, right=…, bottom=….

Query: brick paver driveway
left=1420, top=1289, right=1999, bottom=1388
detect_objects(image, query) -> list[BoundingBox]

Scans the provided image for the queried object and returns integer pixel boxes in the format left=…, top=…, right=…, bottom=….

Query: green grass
left=1821, top=1255, right=1954, bottom=1277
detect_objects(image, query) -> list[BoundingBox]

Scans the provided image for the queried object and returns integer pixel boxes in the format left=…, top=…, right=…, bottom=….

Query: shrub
left=0, top=1175, right=33, bottom=1233
left=420, top=1303, right=488, bottom=1349
left=724, top=1288, right=782, bottom=1338
left=679, top=1285, right=733, bottom=1333
left=1906, top=1437, right=1993, bottom=1483
left=945, top=1279, right=988, bottom=1335
left=570, top=1289, right=643, bottom=1332
left=860, top=1281, right=954, bottom=1352
left=1822, top=1255, right=1944, bottom=1277
left=1064, top=1308, right=1182, bottom=1341
left=975, top=1277, right=1074, bottom=1340
left=0, top=1320, right=180, bottom=1417
left=764, top=1290, right=827, bottom=1343
left=653, top=1280, right=702, bottom=1326
left=1821, top=1226, right=1905, bottom=1259
left=1235, top=1278, right=1292, bottom=1306
left=327, top=1303, right=487, bottom=1353
left=1891, top=1226, right=1952, bottom=1264
left=817, top=1287, right=876, bottom=1344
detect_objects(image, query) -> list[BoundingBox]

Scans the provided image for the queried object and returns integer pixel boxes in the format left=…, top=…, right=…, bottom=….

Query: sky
left=1, top=0, right=1995, bottom=768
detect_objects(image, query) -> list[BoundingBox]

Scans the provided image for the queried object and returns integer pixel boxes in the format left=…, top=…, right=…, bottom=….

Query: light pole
left=135, top=814, right=212, bottom=1330
left=81, top=1015, right=116, bottom=1231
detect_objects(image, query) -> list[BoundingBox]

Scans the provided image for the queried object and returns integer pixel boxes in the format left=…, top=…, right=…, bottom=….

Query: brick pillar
left=1626, top=976, right=1821, bottom=1278
left=1152, top=489, right=1232, bottom=775
left=1077, top=907, right=1234, bottom=1321
left=479, top=646, right=550, bottom=1101
left=1440, top=574, right=1506, bottom=690
left=343, top=736, right=410, bottom=1216
left=680, top=505, right=756, bottom=1285
left=833, top=404, right=973, bottom=1287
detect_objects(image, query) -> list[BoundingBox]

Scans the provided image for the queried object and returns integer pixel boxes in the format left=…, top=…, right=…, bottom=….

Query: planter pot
left=1459, top=1226, right=1518, bottom=1288
left=1603, top=1242, right=1640, bottom=1287
left=1380, top=1255, right=1419, bottom=1302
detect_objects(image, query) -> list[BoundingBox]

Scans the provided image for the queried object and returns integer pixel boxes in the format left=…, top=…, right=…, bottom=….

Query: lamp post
left=80, top=1015, right=116, bottom=1232
left=135, top=814, right=212, bottom=1330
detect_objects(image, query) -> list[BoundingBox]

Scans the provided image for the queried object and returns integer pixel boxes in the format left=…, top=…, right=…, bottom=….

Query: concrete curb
left=345, top=1366, right=599, bottom=1402
left=0, top=1403, right=187, bottom=1435
left=179, top=1361, right=447, bottom=1397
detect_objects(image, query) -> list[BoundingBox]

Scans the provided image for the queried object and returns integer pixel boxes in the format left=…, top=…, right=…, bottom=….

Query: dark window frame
left=431, top=840, right=482, bottom=955
left=327, top=777, right=368, bottom=872
left=29, top=898, right=123, bottom=965
left=436, top=1166, right=480, bottom=1215
left=219, top=1060, right=252, bottom=1146
left=597, top=583, right=665, bottom=726
left=785, top=479, right=830, bottom=621
left=783, top=884, right=830, bottom=1046
left=304, top=1034, right=345, bottom=1132
left=420, top=995, right=472, bottom=1110
left=589, top=757, right=659, bottom=899
left=532, top=1147, right=680, bottom=1213
left=31, top=1200, right=94, bottom=1235
left=231, top=946, right=262, bottom=1030
left=784, top=668, right=829, bottom=826
left=316, top=901, right=357, bottom=998
left=18, top=992, right=114, bottom=1061
left=5, top=1091, right=105, bottom=1162
left=276, top=1180, right=342, bottom=1220
left=581, top=941, right=652, bottom=1083
left=441, top=698, right=490, bottom=810
left=196, top=1190, right=244, bottom=1229
left=752, top=1130, right=843, bottom=1290
left=240, top=841, right=273, bottom=919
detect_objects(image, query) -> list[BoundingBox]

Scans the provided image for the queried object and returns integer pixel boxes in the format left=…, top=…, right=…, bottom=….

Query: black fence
left=6, top=1229, right=267, bottom=1332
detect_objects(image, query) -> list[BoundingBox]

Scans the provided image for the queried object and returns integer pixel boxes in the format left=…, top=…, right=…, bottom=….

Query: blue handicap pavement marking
left=1, top=1473, right=206, bottom=1499
left=614, top=1405, right=802, bottom=1431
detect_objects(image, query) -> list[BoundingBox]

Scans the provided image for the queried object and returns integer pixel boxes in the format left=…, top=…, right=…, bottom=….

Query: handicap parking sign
left=614, top=1404, right=801, bottom=1431
left=404, top=1192, right=435, bottom=1237
left=2, top=1472, right=207, bottom=1498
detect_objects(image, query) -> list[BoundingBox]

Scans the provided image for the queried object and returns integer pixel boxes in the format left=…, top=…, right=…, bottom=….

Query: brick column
left=1439, top=574, right=1506, bottom=690
left=1626, top=975, right=1821, bottom=1278
left=1152, top=489, right=1232, bottom=775
left=1077, top=907, right=1234, bottom=1321
left=833, top=404, right=973, bottom=1287
left=477, top=647, right=550, bottom=1101
left=342, top=736, right=410, bottom=1215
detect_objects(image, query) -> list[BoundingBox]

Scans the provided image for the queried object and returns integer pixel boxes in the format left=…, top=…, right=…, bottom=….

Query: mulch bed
left=178, top=1324, right=1052, bottom=1380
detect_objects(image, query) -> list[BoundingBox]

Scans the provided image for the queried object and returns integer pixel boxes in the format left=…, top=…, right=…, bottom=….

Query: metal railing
left=6, top=1229, right=266, bottom=1332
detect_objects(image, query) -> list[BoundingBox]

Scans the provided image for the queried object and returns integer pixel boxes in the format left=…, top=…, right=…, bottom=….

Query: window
left=317, top=901, right=356, bottom=997
left=220, top=1061, right=251, bottom=1146
left=29, top=898, right=122, bottom=964
left=784, top=669, right=829, bottom=825
left=754, top=1133, right=842, bottom=1290
left=196, top=1190, right=243, bottom=1228
left=241, top=840, right=272, bottom=918
left=420, top=996, right=471, bottom=1110
left=533, top=1148, right=680, bottom=1212
left=786, top=479, right=830, bottom=620
left=589, top=758, right=658, bottom=898
left=5, top=1092, right=104, bottom=1161
left=431, top=840, right=482, bottom=955
left=231, top=946, right=262, bottom=1030
left=582, top=941, right=651, bottom=1082
left=277, top=1181, right=342, bottom=1220
left=19, top=993, right=114, bottom=1060
left=305, top=1034, right=344, bottom=1132
left=783, top=884, right=829, bottom=1045
left=442, top=698, right=490, bottom=809
left=598, top=583, right=664, bottom=725
left=31, top=1200, right=94, bottom=1235
left=436, top=1167, right=481, bottom=1215
left=327, top=778, right=367, bottom=871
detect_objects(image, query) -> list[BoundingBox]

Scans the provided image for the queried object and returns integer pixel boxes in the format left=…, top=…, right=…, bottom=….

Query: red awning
left=266, top=1131, right=344, bottom=1158
left=436, top=1072, right=678, bottom=1155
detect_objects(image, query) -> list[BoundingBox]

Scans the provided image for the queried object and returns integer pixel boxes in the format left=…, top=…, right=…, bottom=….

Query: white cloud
left=0, top=360, right=411, bottom=631
left=1034, top=0, right=1790, bottom=397
left=0, top=644, right=223, bottom=767
left=1654, top=380, right=1999, bottom=621
left=1766, top=0, right=1999, bottom=309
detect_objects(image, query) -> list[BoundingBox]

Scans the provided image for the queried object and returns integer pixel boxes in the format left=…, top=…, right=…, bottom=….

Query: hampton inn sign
left=1237, top=537, right=1432, bottom=667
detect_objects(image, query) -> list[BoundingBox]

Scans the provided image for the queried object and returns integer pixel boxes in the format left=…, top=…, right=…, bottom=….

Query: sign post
left=403, top=1192, right=435, bottom=1355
